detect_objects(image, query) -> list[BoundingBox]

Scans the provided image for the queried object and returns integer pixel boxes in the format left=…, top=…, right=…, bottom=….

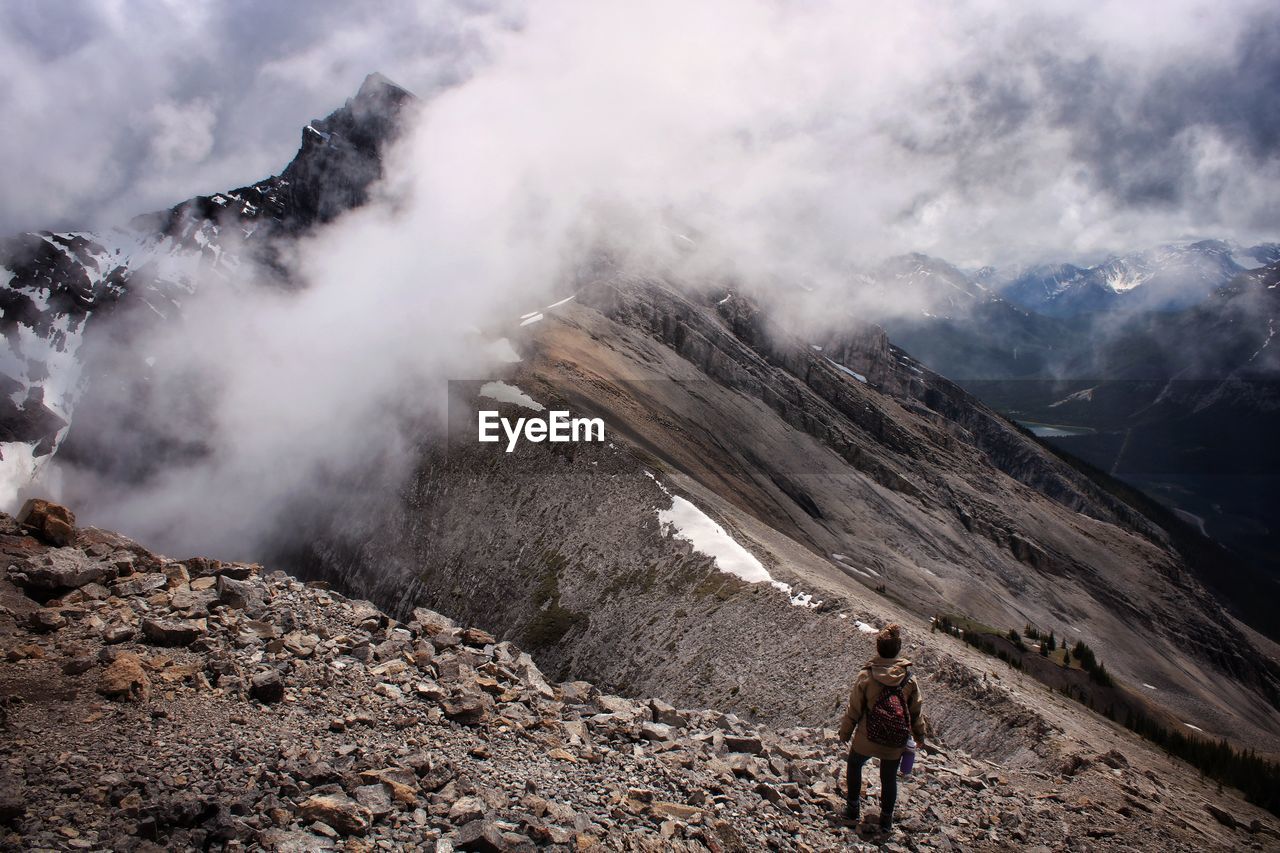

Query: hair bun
left=882, top=623, right=901, bottom=640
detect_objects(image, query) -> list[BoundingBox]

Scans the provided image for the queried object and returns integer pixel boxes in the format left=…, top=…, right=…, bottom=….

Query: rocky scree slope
left=3, top=504, right=1279, bottom=852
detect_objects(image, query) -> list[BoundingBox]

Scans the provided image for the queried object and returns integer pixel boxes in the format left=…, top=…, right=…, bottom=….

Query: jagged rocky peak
left=301, top=71, right=414, bottom=158
left=275, top=72, right=414, bottom=229
left=0, top=73, right=420, bottom=488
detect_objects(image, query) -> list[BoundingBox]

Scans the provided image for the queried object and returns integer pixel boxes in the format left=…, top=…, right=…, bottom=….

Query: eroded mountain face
left=273, top=273, right=1280, bottom=756
left=2, top=75, right=1278, bottom=809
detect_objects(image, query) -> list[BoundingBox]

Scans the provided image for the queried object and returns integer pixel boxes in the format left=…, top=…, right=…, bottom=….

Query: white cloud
left=7, top=0, right=1279, bottom=556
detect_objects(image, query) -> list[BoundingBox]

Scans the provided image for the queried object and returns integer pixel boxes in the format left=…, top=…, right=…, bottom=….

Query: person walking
left=837, top=623, right=928, bottom=834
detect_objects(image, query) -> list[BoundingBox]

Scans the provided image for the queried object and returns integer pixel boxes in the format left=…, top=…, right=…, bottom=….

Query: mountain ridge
left=3, top=74, right=1280, bottom=850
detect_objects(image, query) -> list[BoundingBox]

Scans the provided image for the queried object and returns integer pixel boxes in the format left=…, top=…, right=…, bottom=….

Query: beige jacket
left=838, top=656, right=926, bottom=760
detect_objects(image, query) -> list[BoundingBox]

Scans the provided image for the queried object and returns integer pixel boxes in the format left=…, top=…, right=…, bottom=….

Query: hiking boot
left=878, top=818, right=894, bottom=834
left=844, top=803, right=859, bottom=823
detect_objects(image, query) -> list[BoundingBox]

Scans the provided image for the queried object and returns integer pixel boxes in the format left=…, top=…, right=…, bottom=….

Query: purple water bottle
left=900, top=737, right=916, bottom=775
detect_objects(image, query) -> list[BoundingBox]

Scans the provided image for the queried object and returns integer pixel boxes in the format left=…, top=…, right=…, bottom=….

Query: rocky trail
left=1, top=503, right=1276, bottom=852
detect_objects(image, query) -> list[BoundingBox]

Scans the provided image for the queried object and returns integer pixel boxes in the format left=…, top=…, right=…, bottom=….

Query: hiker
left=837, top=623, right=928, bottom=833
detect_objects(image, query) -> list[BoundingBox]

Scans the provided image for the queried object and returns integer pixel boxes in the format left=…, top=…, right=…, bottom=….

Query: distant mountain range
left=838, top=244, right=1279, bottom=382
left=995, top=240, right=1280, bottom=318
left=831, top=251, right=1280, bottom=625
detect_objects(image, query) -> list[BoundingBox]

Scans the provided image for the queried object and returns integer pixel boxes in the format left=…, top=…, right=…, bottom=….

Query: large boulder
left=297, top=794, right=371, bottom=836
left=97, top=653, right=151, bottom=702
left=250, top=669, right=286, bottom=703
left=515, top=652, right=556, bottom=699
left=16, top=498, right=75, bottom=546
left=455, top=818, right=508, bottom=852
left=15, top=548, right=106, bottom=592
left=217, top=574, right=264, bottom=611
left=410, top=606, right=456, bottom=636
left=27, top=609, right=66, bottom=633
left=141, top=617, right=206, bottom=647
left=111, top=572, right=169, bottom=598
left=441, top=689, right=492, bottom=725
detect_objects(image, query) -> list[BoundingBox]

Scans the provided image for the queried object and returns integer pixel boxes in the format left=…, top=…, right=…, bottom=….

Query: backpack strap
left=857, top=666, right=872, bottom=723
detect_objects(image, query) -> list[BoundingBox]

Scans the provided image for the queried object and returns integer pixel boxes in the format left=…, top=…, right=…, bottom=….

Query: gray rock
left=640, top=722, right=675, bottom=742
left=414, top=680, right=447, bottom=701
left=17, top=549, right=105, bottom=591
left=649, top=698, right=689, bottom=727
left=102, top=624, right=134, bottom=645
left=62, top=655, right=96, bottom=675
left=250, top=669, right=286, bottom=703
left=455, top=818, right=507, bottom=852
left=447, top=796, right=487, bottom=824
left=141, top=617, right=205, bottom=646
left=111, top=572, right=168, bottom=598
left=0, top=788, right=26, bottom=825
left=595, top=694, right=640, bottom=716
left=217, top=574, right=264, bottom=610
left=257, top=829, right=337, bottom=852
left=515, top=653, right=555, bottom=699
left=353, top=783, right=394, bottom=817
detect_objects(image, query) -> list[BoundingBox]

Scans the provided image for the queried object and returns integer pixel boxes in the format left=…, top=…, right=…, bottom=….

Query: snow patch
left=544, top=295, right=575, bottom=310
left=1143, top=683, right=1157, bottom=690
left=826, top=358, right=866, bottom=383
left=1247, top=319, right=1275, bottom=363
left=655, top=486, right=819, bottom=608
left=519, top=313, right=544, bottom=327
left=659, top=495, right=771, bottom=584
left=478, top=381, right=544, bottom=412
left=1049, top=387, right=1096, bottom=407
left=854, top=621, right=879, bottom=634
left=1103, top=268, right=1151, bottom=293
left=1184, top=723, right=1203, bottom=732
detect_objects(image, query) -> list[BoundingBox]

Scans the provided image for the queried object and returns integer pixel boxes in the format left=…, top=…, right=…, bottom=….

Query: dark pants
left=847, top=749, right=901, bottom=823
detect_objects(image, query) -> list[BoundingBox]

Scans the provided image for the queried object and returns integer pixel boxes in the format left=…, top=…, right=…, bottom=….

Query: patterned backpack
left=864, top=675, right=912, bottom=747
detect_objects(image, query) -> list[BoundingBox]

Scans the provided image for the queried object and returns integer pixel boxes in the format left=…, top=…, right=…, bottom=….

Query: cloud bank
left=3, top=0, right=1277, bottom=267
left=6, top=0, right=1278, bottom=556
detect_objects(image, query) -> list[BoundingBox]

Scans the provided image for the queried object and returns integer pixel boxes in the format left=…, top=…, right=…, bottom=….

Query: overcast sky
left=1, top=0, right=1277, bottom=267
